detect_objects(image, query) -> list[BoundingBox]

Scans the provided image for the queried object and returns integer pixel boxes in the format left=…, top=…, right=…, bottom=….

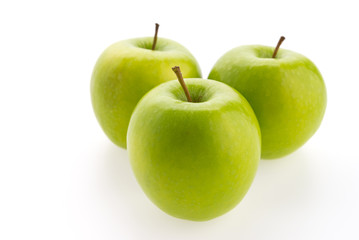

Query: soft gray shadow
left=230, top=148, right=322, bottom=228
left=100, top=144, right=136, bottom=193
left=96, top=143, right=322, bottom=239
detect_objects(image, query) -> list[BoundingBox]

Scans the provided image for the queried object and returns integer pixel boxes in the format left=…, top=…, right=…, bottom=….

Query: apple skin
left=127, top=78, right=261, bottom=221
left=208, top=45, right=327, bottom=159
left=91, top=37, right=201, bottom=148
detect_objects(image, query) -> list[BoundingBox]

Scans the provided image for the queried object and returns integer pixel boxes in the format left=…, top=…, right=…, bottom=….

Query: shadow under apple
left=225, top=148, right=323, bottom=235
left=96, top=143, right=322, bottom=238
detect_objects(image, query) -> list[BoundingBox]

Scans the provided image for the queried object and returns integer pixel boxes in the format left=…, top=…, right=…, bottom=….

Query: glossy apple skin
left=127, top=79, right=261, bottom=221
left=209, top=45, right=327, bottom=159
left=91, top=37, right=201, bottom=148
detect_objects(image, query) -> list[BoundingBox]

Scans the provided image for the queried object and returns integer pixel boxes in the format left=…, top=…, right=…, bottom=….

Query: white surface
left=0, top=0, right=358, bottom=239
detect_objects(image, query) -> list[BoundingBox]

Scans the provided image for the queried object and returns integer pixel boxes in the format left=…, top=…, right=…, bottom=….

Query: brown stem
left=272, top=36, right=285, bottom=58
left=152, top=23, right=160, bottom=50
left=172, top=66, right=192, bottom=102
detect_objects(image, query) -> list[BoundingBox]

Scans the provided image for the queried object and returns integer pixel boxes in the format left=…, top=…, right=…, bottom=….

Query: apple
left=91, top=24, right=201, bottom=148
left=127, top=66, right=261, bottom=221
left=208, top=37, right=327, bottom=159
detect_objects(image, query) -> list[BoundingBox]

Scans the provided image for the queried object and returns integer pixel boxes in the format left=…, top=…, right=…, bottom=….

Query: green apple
left=209, top=37, right=327, bottom=159
left=91, top=24, right=201, bottom=148
left=127, top=68, right=261, bottom=221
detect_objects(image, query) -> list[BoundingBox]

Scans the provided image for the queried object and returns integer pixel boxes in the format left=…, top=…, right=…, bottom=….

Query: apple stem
left=152, top=23, right=160, bottom=50
left=272, top=36, right=285, bottom=58
left=172, top=66, right=192, bottom=102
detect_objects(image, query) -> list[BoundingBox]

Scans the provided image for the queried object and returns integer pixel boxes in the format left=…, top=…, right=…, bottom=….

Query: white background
left=1, top=0, right=358, bottom=239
